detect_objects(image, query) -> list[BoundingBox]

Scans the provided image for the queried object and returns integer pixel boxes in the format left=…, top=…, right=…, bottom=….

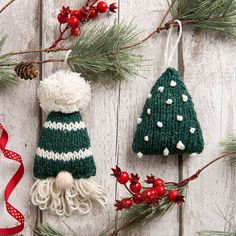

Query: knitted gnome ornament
left=31, top=70, right=106, bottom=216
left=132, top=67, right=204, bottom=157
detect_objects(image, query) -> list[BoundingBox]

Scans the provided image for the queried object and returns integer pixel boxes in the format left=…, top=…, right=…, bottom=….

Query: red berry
left=150, top=188, right=158, bottom=198
left=168, top=190, right=180, bottom=202
left=141, top=189, right=153, bottom=202
left=155, top=186, right=166, bottom=197
left=133, top=193, right=143, bottom=204
left=68, top=16, right=80, bottom=27
left=76, top=9, right=86, bottom=21
left=71, top=27, right=81, bottom=36
left=109, top=3, right=118, bottom=13
left=89, top=7, right=98, bottom=19
left=130, top=182, right=142, bottom=193
left=97, top=1, right=108, bottom=13
left=57, top=13, right=68, bottom=24
left=121, top=198, right=133, bottom=209
left=153, top=178, right=164, bottom=188
left=70, top=9, right=80, bottom=18
left=117, top=171, right=130, bottom=184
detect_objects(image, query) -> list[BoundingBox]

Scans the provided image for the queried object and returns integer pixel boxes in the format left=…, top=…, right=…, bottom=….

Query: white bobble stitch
left=190, top=153, right=197, bottom=157
left=158, top=86, right=164, bottom=93
left=182, top=94, right=188, bottom=102
left=190, top=127, right=196, bottom=134
left=137, top=118, right=142, bottom=124
left=163, top=148, right=169, bottom=156
left=144, top=136, right=149, bottom=141
left=137, top=152, right=143, bottom=158
left=166, top=99, right=173, bottom=105
left=147, top=93, right=152, bottom=99
left=170, top=80, right=177, bottom=87
left=176, top=141, right=185, bottom=150
left=177, top=115, right=183, bottom=122
left=147, top=108, right=151, bottom=115
left=157, top=121, right=163, bottom=128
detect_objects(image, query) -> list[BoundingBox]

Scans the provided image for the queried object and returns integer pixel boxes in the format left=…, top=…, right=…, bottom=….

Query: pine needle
left=34, top=224, right=64, bottom=236
left=0, top=35, right=17, bottom=88
left=68, top=22, right=142, bottom=82
left=171, top=0, right=236, bottom=37
left=220, top=134, right=236, bottom=164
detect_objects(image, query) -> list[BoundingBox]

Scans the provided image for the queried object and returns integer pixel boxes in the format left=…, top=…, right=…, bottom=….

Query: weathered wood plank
left=116, top=1, right=180, bottom=235
left=181, top=29, right=236, bottom=235
left=0, top=0, right=40, bottom=234
left=41, top=1, right=119, bottom=235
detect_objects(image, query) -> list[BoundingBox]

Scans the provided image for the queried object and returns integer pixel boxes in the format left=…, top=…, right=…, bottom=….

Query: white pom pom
left=55, top=171, right=74, bottom=190
left=38, top=70, right=91, bottom=113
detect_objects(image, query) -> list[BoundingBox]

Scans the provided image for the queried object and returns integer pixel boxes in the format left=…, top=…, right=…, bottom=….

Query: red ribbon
left=0, top=123, right=24, bottom=235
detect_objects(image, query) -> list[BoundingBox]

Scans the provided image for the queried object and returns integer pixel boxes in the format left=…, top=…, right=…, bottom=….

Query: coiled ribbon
left=0, top=123, right=24, bottom=235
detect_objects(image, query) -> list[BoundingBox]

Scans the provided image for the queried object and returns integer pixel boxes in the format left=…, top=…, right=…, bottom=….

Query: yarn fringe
left=31, top=177, right=107, bottom=216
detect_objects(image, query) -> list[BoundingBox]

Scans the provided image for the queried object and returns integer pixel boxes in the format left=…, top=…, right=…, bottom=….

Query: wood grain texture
left=181, top=29, right=236, bottom=235
left=41, top=1, right=119, bottom=235
left=0, top=0, right=40, bottom=234
left=0, top=0, right=236, bottom=235
left=116, top=1, right=180, bottom=235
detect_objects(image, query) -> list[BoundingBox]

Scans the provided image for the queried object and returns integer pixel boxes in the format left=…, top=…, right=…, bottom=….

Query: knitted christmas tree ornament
left=132, top=67, right=204, bottom=157
left=31, top=70, right=106, bottom=216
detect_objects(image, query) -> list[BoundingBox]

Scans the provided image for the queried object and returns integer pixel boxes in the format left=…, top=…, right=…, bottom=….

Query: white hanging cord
left=64, top=49, right=72, bottom=64
left=164, top=20, right=183, bottom=67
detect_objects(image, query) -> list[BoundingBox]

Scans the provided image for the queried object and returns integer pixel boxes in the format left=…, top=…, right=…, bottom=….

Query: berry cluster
left=50, top=1, right=117, bottom=49
left=111, top=166, right=184, bottom=211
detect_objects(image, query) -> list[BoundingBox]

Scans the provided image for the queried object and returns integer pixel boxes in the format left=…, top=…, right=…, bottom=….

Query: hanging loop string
left=64, top=49, right=72, bottom=64
left=164, top=20, right=183, bottom=67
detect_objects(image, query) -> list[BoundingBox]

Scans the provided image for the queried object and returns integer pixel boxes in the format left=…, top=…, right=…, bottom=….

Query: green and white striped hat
left=34, top=111, right=96, bottom=179
left=31, top=70, right=106, bottom=216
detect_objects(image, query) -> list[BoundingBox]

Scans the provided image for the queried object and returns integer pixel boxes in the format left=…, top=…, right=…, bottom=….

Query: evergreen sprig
left=220, top=134, right=236, bottom=164
left=68, top=22, right=141, bottom=82
left=34, top=224, right=64, bottom=236
left=170, top=0, right=236, bottom=37
left=0, top=35, right=17, bottom=88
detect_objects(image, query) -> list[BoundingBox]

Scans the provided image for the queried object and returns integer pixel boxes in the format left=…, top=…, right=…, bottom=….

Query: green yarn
left=38, top=127, right=91, bottom=154
left=47, top=111, right=82, bottom=124
left=132, top=67, right=204, bottom=156
left=33, top=111, right=96, bottom=179
left=34, top=156, right=96, bottom=179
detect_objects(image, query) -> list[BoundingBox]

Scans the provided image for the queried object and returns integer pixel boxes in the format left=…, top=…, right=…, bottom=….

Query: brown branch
left=6, top=46, right=71, bottom=56
left=28, top=59, right=65, bottom=64
left=178, top=150, right=236, bottom=187
left=0, top=0, right=16, bottom=14
left=109, top=150, right=236, bottom=236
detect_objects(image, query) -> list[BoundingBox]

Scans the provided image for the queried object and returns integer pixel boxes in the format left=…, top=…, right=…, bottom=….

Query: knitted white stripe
left=44, top=121, right=86, bottom=131
left=36, top=147, right=92, bottom=161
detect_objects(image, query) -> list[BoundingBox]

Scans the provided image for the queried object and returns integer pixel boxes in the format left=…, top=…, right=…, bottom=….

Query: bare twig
left=0, top=0, right=16, bottom=14
left=6, top=46, right=71, bottom=56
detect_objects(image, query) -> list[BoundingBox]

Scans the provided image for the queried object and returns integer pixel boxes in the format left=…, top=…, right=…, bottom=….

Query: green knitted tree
left=132, top=67, right=204, bottom=158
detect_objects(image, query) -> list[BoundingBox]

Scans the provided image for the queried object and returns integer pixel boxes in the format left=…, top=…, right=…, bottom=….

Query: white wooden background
left=0, top=0, right=236, bottom=235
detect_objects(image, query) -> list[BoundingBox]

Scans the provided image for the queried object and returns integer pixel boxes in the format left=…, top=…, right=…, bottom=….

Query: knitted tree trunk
left=31, top=70, right=106, bottom=216
left=132, top=68, right=204, bottom=158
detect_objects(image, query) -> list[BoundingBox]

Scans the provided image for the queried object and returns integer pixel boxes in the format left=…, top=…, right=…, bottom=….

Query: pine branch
left=0, top=35, right=17, bottom=88
left=34, top=224, right=64, bottom=236
left=68, top=22, right=142, bottom=82
left=171, top=0, right=236, bottom=37
left=220, top=134, right=236, bottom=164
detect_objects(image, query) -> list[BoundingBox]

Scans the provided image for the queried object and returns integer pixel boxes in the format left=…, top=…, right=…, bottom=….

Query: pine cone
left=14, top=62, right=39, bottom=80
